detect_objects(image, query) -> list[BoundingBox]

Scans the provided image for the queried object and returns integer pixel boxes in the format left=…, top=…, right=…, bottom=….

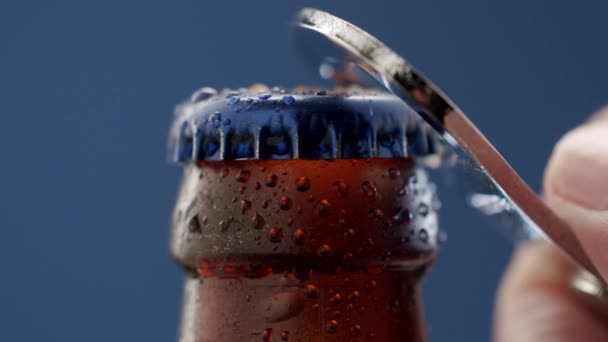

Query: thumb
left=543, top=110, right=608, bottom=281
left=495, top=109, right=608, bottom=342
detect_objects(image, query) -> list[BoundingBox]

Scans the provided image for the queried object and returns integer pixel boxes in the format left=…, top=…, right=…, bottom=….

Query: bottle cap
left=168, top=86, right=438, bottom=162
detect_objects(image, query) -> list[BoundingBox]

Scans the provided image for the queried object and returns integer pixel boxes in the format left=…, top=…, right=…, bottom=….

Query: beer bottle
left=168, top=85, right=442, bottom=341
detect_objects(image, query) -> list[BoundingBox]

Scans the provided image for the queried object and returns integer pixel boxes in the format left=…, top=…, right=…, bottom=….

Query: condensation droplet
left=329, top=293, right=342, bottom=305
left=279, top=196, right=293, bottom=210
left=265, top=174, right=278, bottom=187
left=346, top=292, right=359, bottom=306
left=295, top=177, right=311, bottom=192
left=227, top=96, right=240, bottom=105
left=241, top=200, right=252, bottom=214
left=333, top=180, right=348, bottom=198
left=219, top=216, right=233, bottom=232
left=418, top=203, right=429, bottom=217
left=368, top=208, right=383, bottom=222
left=188, top=215, right=201, bottom=233
left=280, top=331, right=289, bottom=341
left=293, top=228, right=305, bottom=245
left=236, top=170, right=251, bottom=183
left=344, top=228, right=356, bottom=241
left=388, top=167, right=400, bottom=179
left=318, top=244, right=332, bottom=257
left=361, top=181, right=376, bottom=197
left=269, top=227, right=283, bottom=243
left=221, top=168, right=230, bottom=178
left=317, top=199, right=332, bottom=216
left=304, top=284, right=319, bottom=299
left=252, top=212, right=266, bottom=230
left=393, top=208, right=412, bottom=224
left=349, top=324, right=362, bottom=336
left=262, top=328, right=272, bottom=342
left=418, top=228, right=429, bottom=243
left=281, top=95, right=295, bottom=105
left=326, top=320, right=338, bottom=333
left=364, top=280, right=377, bottom=292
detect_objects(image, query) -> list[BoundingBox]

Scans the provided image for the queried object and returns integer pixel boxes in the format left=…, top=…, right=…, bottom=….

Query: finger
left=495, top=108, right=608, bottom=342
left=543, top=108, right=608, bottom=280
left=495, top=242, right=608, bottom=342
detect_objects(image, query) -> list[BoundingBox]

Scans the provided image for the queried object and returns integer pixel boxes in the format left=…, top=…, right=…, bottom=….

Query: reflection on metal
left=291, top=8, right=604, bottom=285
left=468, top=193, right=514, bottom=216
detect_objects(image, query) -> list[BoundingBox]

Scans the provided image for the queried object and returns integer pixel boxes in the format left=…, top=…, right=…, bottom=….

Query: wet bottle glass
left=168, top=85, right=443, bottom=341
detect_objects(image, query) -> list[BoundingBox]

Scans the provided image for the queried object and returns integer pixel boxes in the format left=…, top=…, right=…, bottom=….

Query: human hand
left=494, top=109, right=608, bottom=341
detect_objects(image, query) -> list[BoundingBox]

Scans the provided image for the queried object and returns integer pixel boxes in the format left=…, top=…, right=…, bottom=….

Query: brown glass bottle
left=168, top=87, right=441, bottom=341
left=171, top=158, right=439, bottom=341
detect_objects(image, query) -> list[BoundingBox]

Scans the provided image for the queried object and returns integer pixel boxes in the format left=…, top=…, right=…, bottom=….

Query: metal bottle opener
left=291, top=8, right=604, bottom=287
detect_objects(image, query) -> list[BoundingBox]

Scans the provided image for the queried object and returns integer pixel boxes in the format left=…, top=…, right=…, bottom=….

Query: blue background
left=1, top=1, right=606, bottom=341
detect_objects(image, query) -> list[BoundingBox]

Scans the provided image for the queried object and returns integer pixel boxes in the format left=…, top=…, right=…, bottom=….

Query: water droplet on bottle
left=258, top=92, right=271, bottom=100
left=368, top=208, right=383, bottom=222
left=418, top=228, right=429, bottom=243
left=344, top=228, right=356, bottom=241
left=269, top=227, right=283, bottom=243
left=219, top=217, right=233, bottom=232
left=255, top=181, right=262, bottom=190
left=241, top=200, right=252, bottom=214
left=361, top=181, right=377, bottom=197
left=265, top=174, right=278, bottom=187
left=295, top=177, right=311, bottom=192
left=227, top=96, right=240, bottom=105
left=348, top=291, right=359, bottom=303
left=221, top=168, right=229, bottom=178
left=389, top=168, right=401, bottom=179
left=252, top=212, right=265, bottom=230
left=317, top=199, right=332, bottom=216
left=329, top=293, right=342, bottom=305
left=364, top=280, right=377, bottom=292
left=293, top=228, right=305, bottom=245
left=210, top=112, right=222, bottom=128
left=316, top=90, right=327, bottom=96
left=318, top=243, right=332, bottom=256
left=280, top=331, right=289, bottom=341
left=281, top=95, right=295, bottom=105
left=236, top=169, right=251, bottom=183
left=349, top=324, right=362, bottom=336
left=418, top=203, right=429, bottom=217
left=332, top=180, right=348, bottom=198
left=223, top=118, right=231, bottom=126
left=188, top=215, right=201, bottom=233
left=392, top=208, right=412, bottom=224
left=326, top=320, right=338, bottom=333
left=262, top=328, right=272, bottom=342
left=346, top=304, right=354, bottom=311
left=304, top=284, right=319, bottom=299
left=202, top=216, right=208, bottom=225
left=279, top=196, right=292, bottom=210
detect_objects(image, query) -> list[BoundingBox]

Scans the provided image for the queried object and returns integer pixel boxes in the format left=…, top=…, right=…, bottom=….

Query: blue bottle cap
left=168, top=86, right=438, bottom=162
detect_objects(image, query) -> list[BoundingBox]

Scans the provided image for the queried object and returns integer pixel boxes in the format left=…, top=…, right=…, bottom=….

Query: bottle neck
left=178, top=269, right=429, bottom=342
